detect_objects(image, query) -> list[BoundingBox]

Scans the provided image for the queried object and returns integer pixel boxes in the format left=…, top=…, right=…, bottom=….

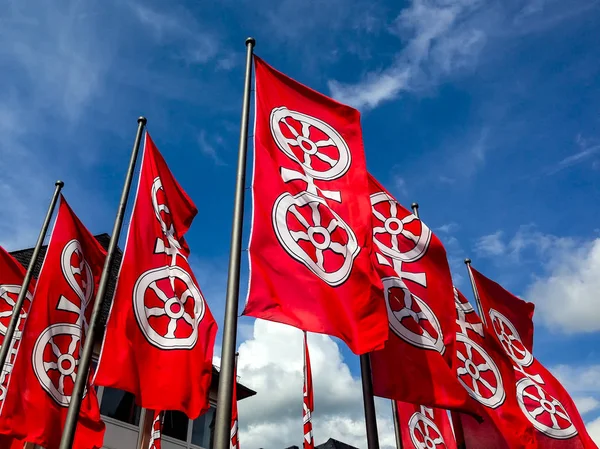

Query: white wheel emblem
left=270, top=107, right=351, bottom=180
left=32, top=323, right=86, bottom=407
left=273, top=191, right=359, bottom=286
left=517, top=378, right=577, bottom=439
left=489, top=309, right=533, bottom=367
left=370, top=192, right=431, bottom=262
left=0, top=285, right=31, bottom=335
left=133, top=266, right=205, bottom=350
left=383, top=277, right=444, bottom=353
left=455, top=333, right=505, bottom=408
left=61, top=240, right=94, bottom=308
left=409, top=412, right=447, bottom=449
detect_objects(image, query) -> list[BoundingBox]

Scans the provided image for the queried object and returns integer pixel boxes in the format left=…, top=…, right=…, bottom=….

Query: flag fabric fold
left=395, top=402, right=457, bottom=449
left=303, top=332, right=314, bottom=449
left=243, top=55, right=388, bottom=355
left=95, top=133, right=217, bottom=419
left=148, top=410, right=163, bottom=449
left=0, top=197, right=106, bottom=449
left=368, top=174, right=474, bottom=412
left=471, top=267, right=598, bottom=448
left=453, top=287, right=537, bottom=448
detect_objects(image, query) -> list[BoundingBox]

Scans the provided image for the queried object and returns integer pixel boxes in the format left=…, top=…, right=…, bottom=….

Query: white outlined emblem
left=0, top=285, right=31, bottom=335
left=134, top=266, right=205, bottom=350
left=455, top=333, right=505, bottom=408
left=408, top=411, right=447, bottom=449
left=370, top=191, right=431, bottom=262
left=517, top=378, right=577, bottom=439
left=32, top=323, right=86, bottom=407
left=489, top=308, right=533, bottom=367
left=383, top=277, right=444, bottom=353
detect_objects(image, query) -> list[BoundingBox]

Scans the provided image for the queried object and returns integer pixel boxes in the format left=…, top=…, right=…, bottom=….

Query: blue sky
left=1, top=0, right=600, bottom=447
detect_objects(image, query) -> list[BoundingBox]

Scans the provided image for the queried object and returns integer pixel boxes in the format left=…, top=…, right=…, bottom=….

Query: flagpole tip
left=464, top=258, right=472, bottom=265
left=245, top=37, right=256, bottom=47
left=411, top=202, right=419, bottom=209
left=137, top=116, right=147, bottom=125
left=55, top=180, right=64, bottom=188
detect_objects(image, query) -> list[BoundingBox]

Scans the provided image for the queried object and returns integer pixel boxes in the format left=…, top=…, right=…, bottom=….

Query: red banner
left=368, top=175, right=473, bottom=412
left=454, top=287, right=537, bottom=448
left=95, top=133, right=217, bottom=419
left=231, top=360, right=240, bottom=449
left=395, top=402, right=457, bottom=449
left=243, top=56, right=388, bottom=355
left=148, top=410, right=163, bottom=449
left=471, top=267, right=597, bottom=448
left=0, top=247, right=34, bottom=411
left=0, top=197, right=106, bottom=449
left=303, top=332, right=314, bottom=449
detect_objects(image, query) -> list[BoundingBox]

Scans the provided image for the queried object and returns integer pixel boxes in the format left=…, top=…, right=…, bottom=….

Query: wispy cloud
left=474, top=230, right=505, bottom=257
left=546, top=134, right=600, bottom=175
left=198, top=130, right=227, bottom=166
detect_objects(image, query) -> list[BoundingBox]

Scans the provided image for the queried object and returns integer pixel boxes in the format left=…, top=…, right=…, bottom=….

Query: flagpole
left=360, top=354, right=380, bottom=449
left=59, top=116, right=147, bottom=449
left=0, top=180, right=63, bottom=376
left=213, top=37, right=255, bottom=449
left=390, top=401, right=403, bottom=449
left=464, top=259, right=485, bottom=324
left=411, top=202, right=419, bottom=217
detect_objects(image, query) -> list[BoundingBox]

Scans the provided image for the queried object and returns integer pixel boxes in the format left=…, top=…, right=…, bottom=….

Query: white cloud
left=546, top=134, right=600, bottom=175
left=526, top=238, right=600, bottom=333
left=437, top=222, right=460, bottom=234
left=587, top=415, right=600, bottom=445
left=198, top=130, right=227, bottom=166
left=575, top=397, right=600, bottom=415
left=236, top=320, right=395, bottom=449
left=474, top=231, right=505, bottom=257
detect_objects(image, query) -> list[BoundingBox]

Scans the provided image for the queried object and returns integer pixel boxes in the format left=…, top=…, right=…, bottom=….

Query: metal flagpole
left=213, top=37, right=255, bottom=449
left=360, top=354, right=380, bottom=449
left=0, top=180, right=64, bottom=376
left=411, top=202, right=419, bottom=217
left=59, top=116, right=147, bottom=449
left=464, top=259, right=485, bottom=324
left=390, top=400, right=403, bottom=449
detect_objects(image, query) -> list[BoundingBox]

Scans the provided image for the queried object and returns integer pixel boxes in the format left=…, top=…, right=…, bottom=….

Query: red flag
left=148, top=410, right=163, bottom=449
left=368, top=175, right=473, bottom=412
left=95, top=134, right=217, bottom=419
left=303, top=332, right=314, bottom=449
left=471, top=267, right=598, bottom=448
left=395, top=402, right=457, bottom=449
left=454, top=287, right=537, bottom=448
left=0, top=197, right=106, bottom=449
left=0, top=247, right=34, bottom=410
left=231, top=358, right=240, bottom=449
left=243, top=56, right=388, bottom=355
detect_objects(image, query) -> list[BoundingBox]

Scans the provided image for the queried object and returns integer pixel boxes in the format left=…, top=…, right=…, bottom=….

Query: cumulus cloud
left=526, top=238, right=600, bottom=333
left=236, top=320, right=395, bottom=449
left=587, top=415, right=600, bottom=445
left=474, top=231, right=505, bottom=257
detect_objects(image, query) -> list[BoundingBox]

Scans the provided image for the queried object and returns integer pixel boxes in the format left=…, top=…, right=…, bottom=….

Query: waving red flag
left=471, top=267, right=597, bottom=449
left=303, top=332, right=314, bottom=449
left=0, top=197, right=106, bottom=449
left=367, top=175, right=473, bottom=412
left=454, top=287, right=537, bottom=448
left=95, top=133, right=217, bottom=419
left=147, top=410, right=163, bottom=449
left=231, top=358, right=240, bottom=449
left=0, top=247, right=34, bottom=409
left=243, top=56, right=388, bottom=355
left=395, top=402, right=457, bottom=449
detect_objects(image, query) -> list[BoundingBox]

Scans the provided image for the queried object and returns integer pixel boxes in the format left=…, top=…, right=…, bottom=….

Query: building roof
left=10, top=233, right=257, bottom=401
left=316, top=439, right=359, bottom=449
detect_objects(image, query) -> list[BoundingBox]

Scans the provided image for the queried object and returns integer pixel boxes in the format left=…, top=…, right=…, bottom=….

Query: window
left=191, top=407, right=215, bottom=448
left=163, top=410, right=189, bottom=442
left=99, top=387, right=141, bottom=426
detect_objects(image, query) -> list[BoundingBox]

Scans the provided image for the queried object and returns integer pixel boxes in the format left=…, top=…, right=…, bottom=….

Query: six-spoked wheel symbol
left=489, top=309, right=533, bottom=367
left=455, top=333, right=505, bottom=408
left=61, top=239, right=94, bottom=308
left=409, top=412, right=447, bottom=449
left=32, top=323, right=86, bottom=407
left=134, top=266, right=205, bottom=350
left=370, top=192, right=431, bottom=262
left=270, top=107, right=351, bottom=180
left=273, top=191, right=360, bottom=286
left=517, top=378, right=577, bottom=439
left=0, top=284, right=31, bottom=336
left=383, top=277, right=444, bottom=353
